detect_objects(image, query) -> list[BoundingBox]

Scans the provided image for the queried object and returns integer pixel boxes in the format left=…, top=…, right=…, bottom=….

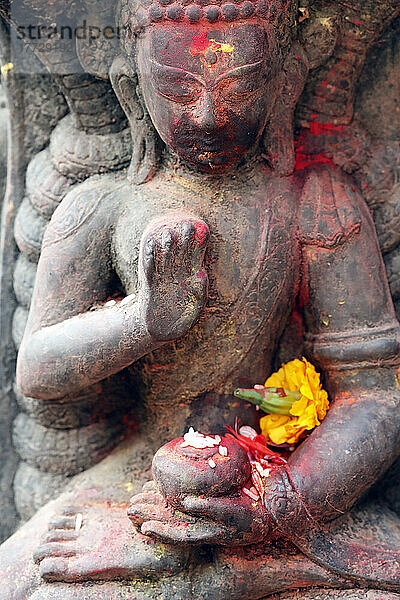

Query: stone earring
left=110, top=56, right=162, bottom=184
left=263, top=43, right=309, bottom=176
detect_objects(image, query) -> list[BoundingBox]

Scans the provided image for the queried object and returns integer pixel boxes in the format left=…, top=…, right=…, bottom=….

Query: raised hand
left=138, top=214, right=210, bottom=341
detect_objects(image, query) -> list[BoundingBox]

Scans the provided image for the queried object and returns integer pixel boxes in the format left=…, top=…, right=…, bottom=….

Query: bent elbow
left=15, top=342, right=32, bottom=397
left=15, top=372, right=44, bottom=400
left=16, top=340, right=64, bottom=401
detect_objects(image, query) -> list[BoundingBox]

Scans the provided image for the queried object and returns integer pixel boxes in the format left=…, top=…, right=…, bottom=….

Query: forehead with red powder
left=138, top=22, right=270, bottom=76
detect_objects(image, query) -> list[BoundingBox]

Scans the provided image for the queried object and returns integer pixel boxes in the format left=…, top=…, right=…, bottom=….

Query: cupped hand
left=128, top=483, right=272, bottom=546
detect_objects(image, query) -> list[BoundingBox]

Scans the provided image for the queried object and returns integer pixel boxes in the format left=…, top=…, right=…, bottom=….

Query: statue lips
left=172, top=123, right=224, bottom=150
left=171, top=121, right=251, bottom=168
left=193, top=136, right=222, bottom=151
left=174, top=101, right=258, bottom=158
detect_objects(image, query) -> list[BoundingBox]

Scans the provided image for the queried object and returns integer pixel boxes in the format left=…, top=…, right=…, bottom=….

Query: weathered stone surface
left=0, top=1, right=399, bottom=598
left=0, top=83, right=7, bottom=201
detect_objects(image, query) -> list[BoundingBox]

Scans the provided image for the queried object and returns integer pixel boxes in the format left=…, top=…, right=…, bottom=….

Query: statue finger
left=129, top=491, right=165, bottom=506
left=127, top=501, right=173, bottom=528
left=142, top=480, right=159, bottom=492
left=182, top=494, right=254, bottom=523
left=140, top=518, right=232, bottom=545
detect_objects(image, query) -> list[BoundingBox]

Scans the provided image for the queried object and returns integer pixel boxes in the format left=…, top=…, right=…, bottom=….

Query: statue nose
left=193, top=92, right=220, bottom=131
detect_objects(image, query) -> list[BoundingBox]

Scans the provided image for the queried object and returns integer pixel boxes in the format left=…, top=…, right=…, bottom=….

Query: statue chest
left=113, top=179, right=301, bottom=398
left=113, top=180, right=300, bottom=311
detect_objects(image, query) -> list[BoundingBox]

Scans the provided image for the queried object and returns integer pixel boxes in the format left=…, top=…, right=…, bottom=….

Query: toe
left=41, top=530, right=79, bottom=544
left=48, top=516, right=76, bottom=530
left=33, top=542, right=77, bottom=563
left=60, top=506, right=82, bottom=516
left=39, top=557, right=69, bottom=582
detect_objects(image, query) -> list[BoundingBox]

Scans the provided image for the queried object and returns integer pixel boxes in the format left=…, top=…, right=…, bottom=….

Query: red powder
left=295, top=122, right=346, bottom=171
left=190, top=31, right=213, bottom=56
left=189, top=31, right=234, bottom=57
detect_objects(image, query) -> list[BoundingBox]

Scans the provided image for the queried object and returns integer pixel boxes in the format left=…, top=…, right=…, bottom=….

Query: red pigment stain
left=193, top=221, right=209, bottom=245
left=295, top=150, right=333, bottom=171
left=295, top=122, right=345, bottom=171
left=189, top=31, right=234, bottom=57
left=309, top=123, right=344, bottom=135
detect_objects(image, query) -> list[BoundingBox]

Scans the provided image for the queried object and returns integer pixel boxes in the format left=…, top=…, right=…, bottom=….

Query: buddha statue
left=0, top=0, right=399, bottom=598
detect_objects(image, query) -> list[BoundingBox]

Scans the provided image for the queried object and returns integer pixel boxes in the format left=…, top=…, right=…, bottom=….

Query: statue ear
left=110, top=56, right=161, bottom=184
left=263, top=44, right=309, bottom=176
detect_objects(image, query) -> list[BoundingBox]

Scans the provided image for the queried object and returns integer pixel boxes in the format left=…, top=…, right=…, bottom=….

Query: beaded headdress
left=119, top=0, right=297, bottom=41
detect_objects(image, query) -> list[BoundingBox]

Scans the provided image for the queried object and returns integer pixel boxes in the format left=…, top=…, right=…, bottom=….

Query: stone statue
left=0, top=0, right=399, bottom=598
left=0, top=84, right=7, bottom=201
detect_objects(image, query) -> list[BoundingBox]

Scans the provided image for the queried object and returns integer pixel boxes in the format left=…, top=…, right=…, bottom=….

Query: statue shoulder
left=299, top=166, right=363, bottom=249
left=42, top=174, right=126, bottom=249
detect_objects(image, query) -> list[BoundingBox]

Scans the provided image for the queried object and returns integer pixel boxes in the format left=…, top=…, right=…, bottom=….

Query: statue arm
left=262, top=184, right=400, bottom=533
left=16, top=186, right=155, bottom=401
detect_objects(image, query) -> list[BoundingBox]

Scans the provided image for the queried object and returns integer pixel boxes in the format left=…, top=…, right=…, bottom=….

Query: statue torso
left=112, top=161, right=301, bottom=424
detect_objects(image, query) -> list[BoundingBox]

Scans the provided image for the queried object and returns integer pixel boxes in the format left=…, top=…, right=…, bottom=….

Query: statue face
left=135, top=23, right=283, bottom=172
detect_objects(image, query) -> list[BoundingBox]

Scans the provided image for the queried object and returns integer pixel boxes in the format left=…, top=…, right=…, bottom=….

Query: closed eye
left=149, top=59, right=266, bottom=104
left=215, top=63, right=266, bottom=102
left=150, top=61, right=204, bottom=104
left=214, top=60, right=265, bottom=84
left=217, top=76, right=263, bottom=98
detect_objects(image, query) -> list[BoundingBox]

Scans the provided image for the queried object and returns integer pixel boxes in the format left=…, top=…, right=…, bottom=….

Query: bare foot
left=139, top=215, right=209, bottom=341
left=33, top=503, right=190, bottom=583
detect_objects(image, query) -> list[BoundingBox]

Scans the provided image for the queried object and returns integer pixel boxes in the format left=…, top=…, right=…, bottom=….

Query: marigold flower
left=259, top=358, right=329, bottom=445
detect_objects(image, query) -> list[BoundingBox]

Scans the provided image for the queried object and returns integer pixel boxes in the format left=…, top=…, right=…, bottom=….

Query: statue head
left=112, top=0, right=306, bottom=181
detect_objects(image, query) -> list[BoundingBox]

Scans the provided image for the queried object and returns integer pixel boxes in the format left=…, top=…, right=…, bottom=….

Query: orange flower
left=259, top=358, right=329, bottom=445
